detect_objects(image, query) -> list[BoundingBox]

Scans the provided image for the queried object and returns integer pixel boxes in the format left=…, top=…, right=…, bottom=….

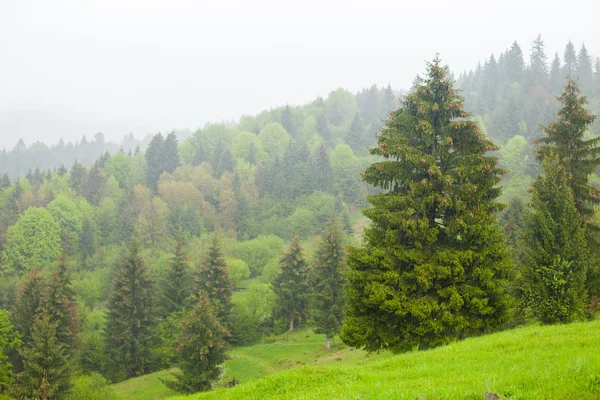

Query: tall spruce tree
left=164, top=296, right=229, bottom=394
left=163, top=132, right=180, bottom=174
left=193, top=236, right=233, bottom=325
left=528, top=34, right=548, bottom=88
left=310, top=218, right=345, bottom=349
left=45, top=255, right=78, bottom=358
left=18, top=310, right=70, bottom=400
left=160, top=236, right=191, bottom=317
left=341, top=57, right=512, bottom=353
left=536, top=79, right=599, bottom=224
left=145, top=133, right=165, bottom=190
left=272, top=236, right=310, bottom=331
left=521, top=153, right=588, bottom=324
left=549, top=53, right=563, bottom=94
left=346, top=112, right=366, bottom=153
left=576, top=44, right=594, bottom=93
left=13, top=268, right=46, bottom=348
left=563, top=41, right=578, bottom=77
left=105, top=241, right=157, bottom=380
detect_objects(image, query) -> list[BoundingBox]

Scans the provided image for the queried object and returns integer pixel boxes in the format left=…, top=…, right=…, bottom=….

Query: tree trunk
left=289, top=317, right=294, bottom=332
left=326, top=335, right=331, bottom=350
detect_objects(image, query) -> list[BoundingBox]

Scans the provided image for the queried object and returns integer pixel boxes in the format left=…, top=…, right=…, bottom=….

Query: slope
left=174, top=320, right=600, bottom=400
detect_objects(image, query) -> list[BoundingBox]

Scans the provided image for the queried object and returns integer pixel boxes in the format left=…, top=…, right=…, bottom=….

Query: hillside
left=173, top=320, right=600, bottom=400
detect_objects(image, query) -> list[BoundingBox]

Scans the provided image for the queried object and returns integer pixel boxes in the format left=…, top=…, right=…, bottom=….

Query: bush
left=66, top=373, right=119, bottom=400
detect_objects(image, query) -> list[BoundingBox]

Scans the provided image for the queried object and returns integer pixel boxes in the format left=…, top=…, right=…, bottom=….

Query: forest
left=0, top=36, right=600, bottom=399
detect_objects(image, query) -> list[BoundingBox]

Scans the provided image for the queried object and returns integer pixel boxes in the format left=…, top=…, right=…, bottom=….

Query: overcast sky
left=1, top=0, right=598, bottom=149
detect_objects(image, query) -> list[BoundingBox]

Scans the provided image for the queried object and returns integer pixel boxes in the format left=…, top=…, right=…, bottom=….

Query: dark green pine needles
left=105, top=241, right=157, bottom=380
left=272, top=236, right=310, bottom=332
left=341, top=57, right=513, bottom=353
left=310, top=218, right=346, bottom=349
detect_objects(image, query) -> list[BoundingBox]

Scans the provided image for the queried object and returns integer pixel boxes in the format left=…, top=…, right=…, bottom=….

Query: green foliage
left=324, top=89, right=358, bottom=127
left=230, top=235, right=284, bottom=277
left=0, top=310, right=21, bottom=393
left=329, top=144, right=364, bottom=205
left=105, top=242, right=157, bottom=380
left=342, top=58, right=512, bottom=353
left=226, top=259, right=250, bottom=286
left=47, top=195, right=83, bottom=255
left=310, top=218, right=345, bottom=348
left=537, top=79, right=599, bottom=224
left=46, top=255, right=79, bottom=357
left=164, top=297, right=229, bottom=394
left=521, top=154, right=588, bottom=323
left=18, top=310, right=71, bottom=400
left=104, top=151, right=132, bottom=188
left=65, top=373, right=119, bottom=400
left=272, top=236, right=310, bottom=331
left=230, top=284, right=274, bottom=345
left=193, top=236, right=233, bottom=325
left=14, top=268, right=46, bottom=348
left=175, top=320, right=600, bottom=400
left=160, top=236, right=192, bottom=317
left=1, top=207, right=62, bottom=275
left=258, top=123, right=290, bottom=157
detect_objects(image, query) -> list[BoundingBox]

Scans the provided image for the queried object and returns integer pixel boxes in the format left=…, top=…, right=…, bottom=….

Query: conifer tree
left=594, top=57, right=600, bottom=97
left=316, top=112, right=333, bottom=145
left=163, top=132, right=180, bottom=174
left=232, top=173, right=250, bottom=240
left=536, top=79, right=599, bottom=224
left=310, top=218, right=345, bottom=349
left=528, top=34, right=548, bottom=88
left=83, top=161, right=107, bottom=205
left=105, top=241, right=157, bottom=380
left=45, top=255, right=78, bottom=358
left=576, top=44, right=594, bottom=93
left=310, top=143, right=333, bottom=193
left=272, top=236, right=310, bottom=331
left=160, top=236, right=191, bottom=317
left=214, top=149, right=234, bottom=178
left=505, top=41, right=525, bottom=83
left=19, top=310, right=70, bottom=400
left=145, top=133, right=165, bottom=190
left=280, top=105, right=297, bottom=138
left=164, top=296, right=228, bottom=394
left=549, top=53, right=563, bottom=93
left=0, top=309, right=21, bottom=393
left=346, top=112, right=366, bottom=153
left=68, top=160, right=86, bottom=195
left=78, top=217, right=96, bottom=268
left=341, top=57, right=512, bottom=353
left=193, top=236, right=233, bottom=325
left=563, top=41, right=578, bottom=77
left=0, top=173, right=10, bottom=190
left=14, top=268, right=46, bottom=348
left=521, top=153, right=588, bottom=323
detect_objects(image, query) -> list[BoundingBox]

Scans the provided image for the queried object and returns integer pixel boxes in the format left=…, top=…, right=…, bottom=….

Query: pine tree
left=346, top=113, right=366, bottom=153
left=83, top=161, right=107, bottom=205
left=280, top=105, right=297, bottom=138
left=528, top=34, right=548, bottom=88
left=549, top=53, right=563, bottom=94
left=521, top=153, right=588, bottom=323
left=232, top=173, right=250, bottom=240
left=505, top=41, right=525, bottom=83
left=163, top=132, right=180, bottom=174
left=68, top=160, right=86, bottom=195
left=310, top=143, right=333, bottom=193
left=13, top=268, right=46, bottom=348
left=536, top=79, right=599, bottom=224
left=0, top=173, right=10, bottom=190
left=563, top=41, right=578, bottom=77
left=160, top=236, right=191, bottom=317
left=594, top=57, right=600, bottom=97
left=576, top=44, right=594, bottom=93
left=145, top=133, right=165, bottom=190
left=18, top=310, right=70, bottom=400
left=272, top=236, right=310, bottom=331
left=105, top=241, right=157, bottom=380
left=310, top=218, right=345, bottom=349
left=45, top=255, right=78, bottom=358
left=341, top=57, right=512, bottom=353
left=316, top=112, right=333, bottom=145
left=193, top=236, right=233, bottom=325
left=164, top=296, right=229, bottom=394
left=78, top=217, right=96, bottom=268
left=214, top=148, right=234, bottom=178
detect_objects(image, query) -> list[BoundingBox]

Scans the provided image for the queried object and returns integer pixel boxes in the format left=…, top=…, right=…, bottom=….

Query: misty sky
left=1, top=0, right=599, bottom=149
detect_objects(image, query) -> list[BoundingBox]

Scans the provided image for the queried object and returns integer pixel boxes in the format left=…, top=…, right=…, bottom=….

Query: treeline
left=0, top=85, right=397, bottom=397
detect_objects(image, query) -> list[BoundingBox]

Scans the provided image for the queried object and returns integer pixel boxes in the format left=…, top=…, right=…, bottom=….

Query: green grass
left=172, top=320, right=600, bottom=400
left=111, top=368, right=179, bottom=400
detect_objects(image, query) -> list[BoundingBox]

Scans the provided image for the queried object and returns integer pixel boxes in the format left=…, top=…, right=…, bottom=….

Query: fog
left=1, top=0, right=598, bottom=149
